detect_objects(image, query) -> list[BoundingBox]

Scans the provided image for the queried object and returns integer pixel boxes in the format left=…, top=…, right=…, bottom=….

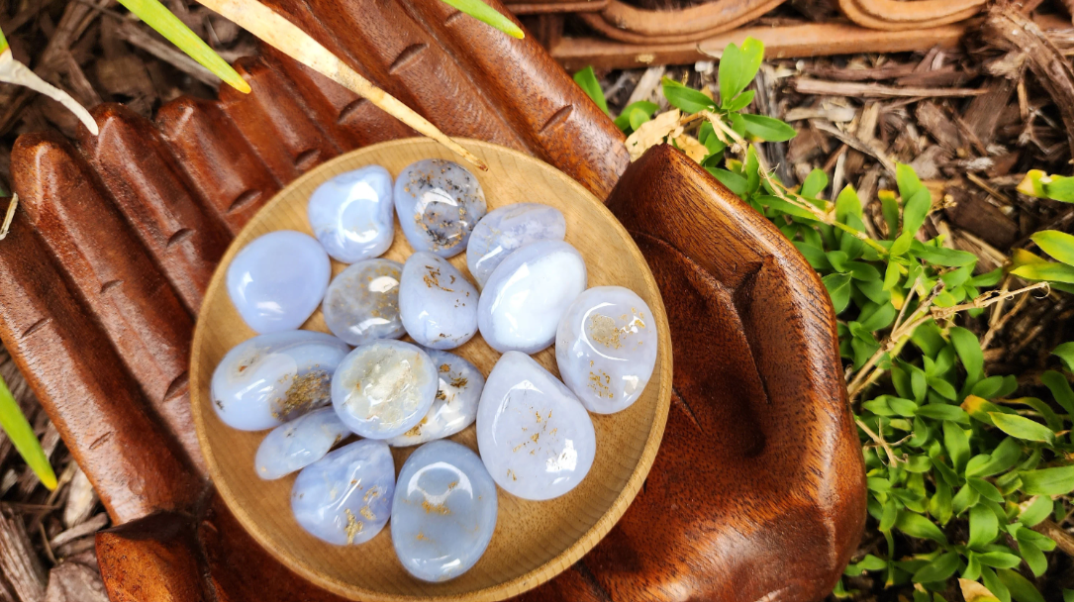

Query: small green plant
left=0, top=373, right=56, bottom=490
left=576, top=39, right=1074, bottom=602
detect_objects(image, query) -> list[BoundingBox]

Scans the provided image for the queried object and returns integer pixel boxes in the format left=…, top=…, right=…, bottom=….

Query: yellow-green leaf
left=438, top=0, right=524, bottom=38
left=572, top=66, right=608, bottom=114
left=1021, top=465, right=1074, bottom=496
left=1011, top=262, right=1074, bottom=284
left=1033, top=230, right=1074, bottom=266
left=0, top=374, right=56, bottom=490
left=116, top=0, right=250, bottom=93
left=989, top=413, right=1054, bottom=444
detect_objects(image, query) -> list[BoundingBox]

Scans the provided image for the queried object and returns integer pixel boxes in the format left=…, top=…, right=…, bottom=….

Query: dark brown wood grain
left=1, top=1, right=862, bottom=600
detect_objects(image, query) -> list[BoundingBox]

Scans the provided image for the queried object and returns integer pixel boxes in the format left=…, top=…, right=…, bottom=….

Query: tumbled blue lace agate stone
left=394, top=159, right=486, bottom=258
left=391, top=440, right=498, bottom=582
left=466, top=203, right=566, bottom=288
left=211, top=331, right=350, bottom=431
left=398, top=252, right=479, bottom=350
left=307, top=165, right=394, bottom=263
left=255, top=408, right=350, bottom=480
left=227, top=230, right=330, bottom=333
left=291, top=439, right=395, bottom=545
left=476, top=351, right=596, bottom=500
left=556, top=286, right=658, bottom=414
left=477, top=239, right=587, bottom=354
left=323, top=259, right=404, bottom=346
left=331, top=340, right=438, bottom=439
left=387, top=348, right=484, bottom=447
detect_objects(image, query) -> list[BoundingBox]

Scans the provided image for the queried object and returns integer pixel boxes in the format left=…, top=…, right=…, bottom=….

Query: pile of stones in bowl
left=212, top=159, right=658, bottom=583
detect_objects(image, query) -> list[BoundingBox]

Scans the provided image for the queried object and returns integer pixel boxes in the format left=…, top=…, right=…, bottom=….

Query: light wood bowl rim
left=189, top=138, right=672, bottom=602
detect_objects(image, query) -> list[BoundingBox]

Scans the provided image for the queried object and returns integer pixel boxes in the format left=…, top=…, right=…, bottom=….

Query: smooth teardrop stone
left=466, top=203, right=566, bottom=288
left=291, top=439, right=395, bottom=545
left=211, top=331, right=350, bottom=431
left=331, top=340, right=438, bottom=439
left=391, top=440, right=498, bottom=582
left=307, top=165, right=394, bottom=263
left=255, top=408, right=350, bottom=480
left=398, top=252, right=479, bottom=350
left=476, top=352, right=596, bottom=500
left=323, top=259, right=404, bottom=345
left=387, top=348, right=484, bottom=447
left=394, top=159, right=486, bottom=258
left=477, top=240, right=587, bottom=354
left=227, top=230, right=331, bottom=333
left=555, top=287, right=658, bottom=414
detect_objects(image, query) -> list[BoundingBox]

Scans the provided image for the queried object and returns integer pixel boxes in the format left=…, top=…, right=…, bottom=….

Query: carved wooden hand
left=0, top=1, right=864, bottom=600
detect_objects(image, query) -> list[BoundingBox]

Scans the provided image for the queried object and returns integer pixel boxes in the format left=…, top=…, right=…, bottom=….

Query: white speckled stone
left=291, top=439, right=395, bottom=545
left=211, top=331, right=350, bottom=431
left=307, top=165, right=394, bottom=263
left=323, top=259, right=404, bottom=346
left=227, top=230, right=331, bottom=333
left=391, top=440, right=497, bottom=582
left=331, top=340, right=438, bottom=439
left=255, top=408, right=350, bottom=480
left=398, top=252, right=479, bottom=350
left=394, top=159, right=486, bottom=258
left=555, top=287, right=658, bottom=414
left=477, top=240, right=587, bottom=354
left=476, top=351, right=595, bottom=500
left=466, top=203, right=566, bottom=288
left=387, top=348, right=484, bottom=447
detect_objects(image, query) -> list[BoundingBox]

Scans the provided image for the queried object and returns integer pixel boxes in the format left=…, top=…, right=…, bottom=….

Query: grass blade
left=0, top=374, right=56, bottom=490
left=117, top=0, right=251, bottom=93
left=437, top=0, right=524, bottom=39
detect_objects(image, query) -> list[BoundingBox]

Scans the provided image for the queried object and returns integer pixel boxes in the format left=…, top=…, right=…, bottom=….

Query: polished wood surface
left=191, top=139, right=672, bottom=601
left=0, top=0, right=864, bottom=599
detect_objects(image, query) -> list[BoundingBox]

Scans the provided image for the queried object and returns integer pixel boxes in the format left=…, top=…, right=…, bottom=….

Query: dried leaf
left=960, top=578, right=1001, bottom=602
left=0, top=49, right=97, bottom=136
left=625, top=109, right=682, bottom=161
left=673, top=134, right=708, bottom=163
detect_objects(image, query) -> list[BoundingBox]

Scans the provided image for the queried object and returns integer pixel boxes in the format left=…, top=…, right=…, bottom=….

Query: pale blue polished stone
left=391, top=440, right=497, bottom=582
left=476, top=352, right=595, bottom=500
left=398, top=252, right=478, bottom=350
left=323, top=259, right=404, bottom=346
left=331, top=340, right=438, bottom=439
left=477, top=240, right=587, bottom=354
left=291, top=439, right=395, bottom=545
left=466, top=203, right=566, bottom=288
left=387, top=349, right=484, bottom=447
left=307, top=165, right=394, bottom=263
left=556, top=286, right=658, bottom=414
left=211, top=331, right=350, bottom=431
left=227, top=230, right=331, bottom=333
left=394, top=159, right=486, bottom=258
left=255, top=408, right=350, bottom=480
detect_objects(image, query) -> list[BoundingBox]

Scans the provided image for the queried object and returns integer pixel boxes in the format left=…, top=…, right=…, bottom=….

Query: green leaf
left=905, top=454, right=933, bottom=473
left=931, top=479, right=954, bottom=525
left=944, top=421, right=970, bottom=472
left=971, top=269, right=1004, bottom=287
left=718, top=37, right=764, bottom=107
left=975, top=552, right=1022, bottom=569
left=844, top=553, right=887, bottom=576
left=911, top=241, right=978, bottom=267
left=880, top=497, right=899, bottom=532
left=859, top=302, right=896, bottom=332
left=969, top=503, right=1000, bottom=548
left=951, top=327, right=984, bottom=382
left=741, top=114, right=796, bottom=142
left=1018, top=538, right=1047, bottom=577
left=996, top=569, right=1045, bottom=602
left=117, top=0, right=250, bottom=93
left=1054, top=342, right=1074, bottom=372
left=573, top=67, right=608, bottom=114
left=982, top=567, right=1012, bottom=602
left=928, top=377, right=958, bottom=400
left=1021, top=465, right=1074, bottom=496
left=628, top=107, right=650, bottom=131
left=662, top=77, right=714, bottom=114
left=801, top=169, right=828, bottom=199
left=968, top=477, right=1005, bottom=503
left=953, top=483, right=980, bottom=515
left=915, top=404, right=969, bottom=424
left=437, top=0, right=524, bottom=37
left=613, top=100, right=658, bottom=131
left=1064, top=590, right=1074, bottom=602
left=896, top=510, right=947, bottom=543
left=0, top=375, right=56, bottom=490
left=879, top=190, right=900, bottom=239
left=887, top=397, right=918, bottom=417
left=706, top=167, right=748, bottom=196
left=823, top=273, right=852, bottom=313
left=1042, top=370, right=1074, bottom=414
left=723, top=89, right=755, bottom=112
left=1011, top=262, right=1074, bottom=284
left=912, top=551, right=960, bottom=584
left=1018, top=496, right=1053, bottom=528
left=989, top=413, right=1054, bottom=444
left=902, top=188, right=932, bottom=238
left=1032, top=230, right=1074, bottom=266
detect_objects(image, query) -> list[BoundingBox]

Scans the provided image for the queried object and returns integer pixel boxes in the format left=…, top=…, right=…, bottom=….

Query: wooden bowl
left=189, top=138, right=673, bottom=602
